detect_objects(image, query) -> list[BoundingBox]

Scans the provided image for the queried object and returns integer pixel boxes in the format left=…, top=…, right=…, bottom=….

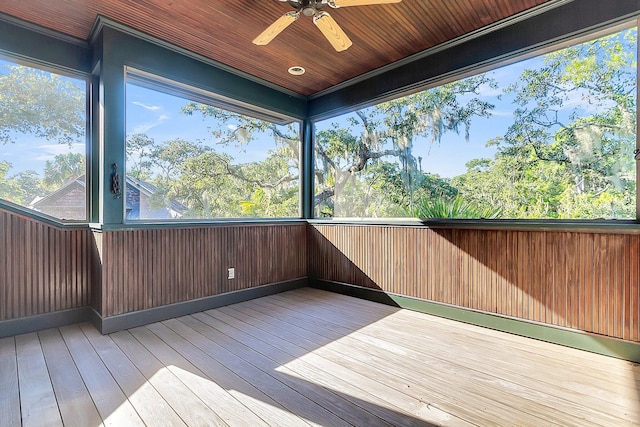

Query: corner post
left=301, top=118, right=314, bottom=219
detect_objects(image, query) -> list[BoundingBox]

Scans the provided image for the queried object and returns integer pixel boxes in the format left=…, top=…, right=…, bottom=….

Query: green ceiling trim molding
left=89, top=15, right=306, bottom=102
left=94, top=23, right=307, bottom=120
left=0, top=12, right=92, bottom=75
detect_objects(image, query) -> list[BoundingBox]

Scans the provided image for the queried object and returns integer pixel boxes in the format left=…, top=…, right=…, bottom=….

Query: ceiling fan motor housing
left=286, top=0, right=328, bottom=15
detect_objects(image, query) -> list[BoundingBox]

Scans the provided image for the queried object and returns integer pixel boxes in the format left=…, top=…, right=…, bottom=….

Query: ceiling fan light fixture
left=302, top=6, right=316, bottom=16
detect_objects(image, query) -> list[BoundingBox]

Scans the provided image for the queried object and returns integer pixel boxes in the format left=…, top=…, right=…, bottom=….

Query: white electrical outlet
left=228, top=267, right=235, bottom=279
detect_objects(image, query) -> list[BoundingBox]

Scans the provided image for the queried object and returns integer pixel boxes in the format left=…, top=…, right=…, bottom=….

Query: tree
left=314, top=74, right=496, bottom=216
left=124, top=75, right=494, bottom=219
left=0, top=64, right=85, bottom=145
left=0, top=161, right=43, bottom=205
left=454, top=28, right=637, bottom=219
left=43, top=153, right=85, bottom=189
left=126, top=134, right=155, bottom=180
left=0, top=63, right=87, bottom=212
left=0, top=160, right=20, bottom=203
left=174, top=104, right=301, bottom=217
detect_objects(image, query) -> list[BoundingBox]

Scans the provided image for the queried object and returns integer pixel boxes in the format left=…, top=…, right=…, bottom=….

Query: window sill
left=90, top=218, right=307, bottom=231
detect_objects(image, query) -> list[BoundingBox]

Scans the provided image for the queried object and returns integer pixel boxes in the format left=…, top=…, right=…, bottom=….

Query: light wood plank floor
left=2, top=288, right=640, bottom=426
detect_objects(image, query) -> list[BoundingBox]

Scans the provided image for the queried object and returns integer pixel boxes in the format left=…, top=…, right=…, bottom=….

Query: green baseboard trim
left=96, top=277, right=308, bottom=334
left=0, top=307, right=94, bottom=338
left=311, top=279, right=640, bottom=363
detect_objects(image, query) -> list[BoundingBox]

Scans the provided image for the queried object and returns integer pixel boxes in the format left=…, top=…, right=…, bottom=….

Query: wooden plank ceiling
left=0, top=0, right=552, bottom=96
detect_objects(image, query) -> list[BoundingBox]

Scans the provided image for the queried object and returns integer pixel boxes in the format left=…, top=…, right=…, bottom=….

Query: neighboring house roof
left=30, top=175, right=187, bottom=220
left=125, top=175, right=187, bottom=217
left=28, top=177, right=87, bottom=220
left=29, top=176, right=86, bottom=206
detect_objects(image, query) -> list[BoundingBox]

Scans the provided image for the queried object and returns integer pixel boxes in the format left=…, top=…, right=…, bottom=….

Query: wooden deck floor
left=2, top=288, right=640, bottom=426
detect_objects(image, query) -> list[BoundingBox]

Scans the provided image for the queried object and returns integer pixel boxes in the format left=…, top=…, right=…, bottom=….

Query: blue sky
left=0, top=137, right=85, bottom=174
left=315, top=59, right=527, bottom=178
left=127, top=79, right=512, bottom=177
left=127, top=78, right=515, bottom=179
left=1, top=25, right=635, bottom=180
left=125, top=83, right=285, bottom=167
left=0, top=59, right=592, bottom=179
left=315, top=34, right=632, bottom=179
left=0, top=47, right=533, bottom=180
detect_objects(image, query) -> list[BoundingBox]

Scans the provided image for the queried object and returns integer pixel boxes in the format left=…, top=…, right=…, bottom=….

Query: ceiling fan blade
left=253, top=12, right=298, bottom=45
left=313, top=12, right=352, bottom=52
left=331, top=0, right=401, bottom=6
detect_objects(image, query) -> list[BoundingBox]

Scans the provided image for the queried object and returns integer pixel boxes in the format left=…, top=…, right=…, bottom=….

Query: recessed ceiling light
left=288, top=66, right=305, bottom=76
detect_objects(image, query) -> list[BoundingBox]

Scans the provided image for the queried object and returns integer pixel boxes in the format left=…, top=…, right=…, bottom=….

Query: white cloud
left=477, top=82, right=503, bottom=97
left=132, top=114, right=170, bottom=133
left=34, top=143, right=85, bottom=161
left=133, top=120, right=164, bottom=134
left=129, top=101, right=170, bottom=133
left=559, top=89, right=615, bottom=114
left=132, top=101, right=161, bottom=111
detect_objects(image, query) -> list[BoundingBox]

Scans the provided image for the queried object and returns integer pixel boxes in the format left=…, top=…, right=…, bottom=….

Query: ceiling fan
left=253, top=0, right=402, bottom=52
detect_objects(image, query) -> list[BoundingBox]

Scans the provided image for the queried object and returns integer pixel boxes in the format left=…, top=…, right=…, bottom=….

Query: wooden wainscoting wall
left=0, top=208, right=92, bottom=321
left=93, top=223, right=307, bottom=317
left=309, top=224, right=640, bottom=343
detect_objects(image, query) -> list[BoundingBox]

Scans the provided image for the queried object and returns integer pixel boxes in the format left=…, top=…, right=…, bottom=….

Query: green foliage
left=12, top=170, right=43, bottom=204
left=43, top=153, right=85, bottom=189
left=0, top=63, right=86, bottom=215
left=410, top=196, right=502, bottom=219
left=454, top=28, right=637, bottom=219
left=314, top=74, right=496, bottom=217
left=0, top=27, right=636, bottom=222
left=0, top=65, right=85, bottom=145
left=0, top=160, right=44, bottom=205
left=378, top=75, right=496, bottom=144
left=0, top=160, right=22, bottom=203
left=126, top=134, right=155, bottom=180
left=126, top=106, right=301, bottom=218
left=413, top=173, right=458, bottom=206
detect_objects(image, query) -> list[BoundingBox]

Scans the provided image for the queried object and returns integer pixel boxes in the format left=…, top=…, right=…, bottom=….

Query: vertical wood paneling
left=0, top=208, right=91, bottom=321
left=96, top=223, right=307, bottom=317
left=633, top=236, right=640, bottom=341
left=309, top=224, right=640, bottom=343
left=90, top=231, right=103, bottom=314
